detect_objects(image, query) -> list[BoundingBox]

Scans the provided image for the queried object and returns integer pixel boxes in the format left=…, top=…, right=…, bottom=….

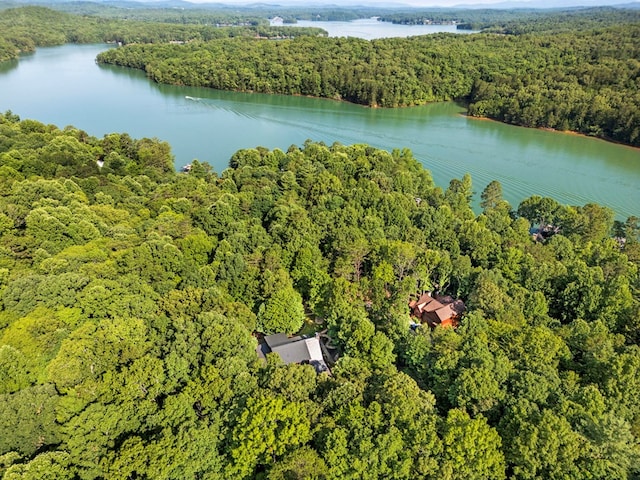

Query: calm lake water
left=281, top=18, right=477, bottom=39
left=0, top=43, right=638, bottom=218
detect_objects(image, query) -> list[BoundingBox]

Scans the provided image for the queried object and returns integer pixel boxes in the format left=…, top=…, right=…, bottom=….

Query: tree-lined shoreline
left=97, top=23, right=640, bottom=146
left=1, top=4, right=640, bottom=478
left=1, top=6, right=639, bottom=146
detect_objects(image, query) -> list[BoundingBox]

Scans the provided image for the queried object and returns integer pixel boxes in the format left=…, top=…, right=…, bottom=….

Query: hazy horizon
left=183, top=0, right=509, bottom=4
left=183, top=0, right=639, bottom=6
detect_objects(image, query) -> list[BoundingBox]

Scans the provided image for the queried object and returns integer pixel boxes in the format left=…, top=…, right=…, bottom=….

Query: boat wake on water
left=183, top=95, right=265, bottom=121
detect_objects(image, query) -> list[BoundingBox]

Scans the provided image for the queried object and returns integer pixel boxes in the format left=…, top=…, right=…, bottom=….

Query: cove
left=282, top=18, right=477, bottom=39
left=0, top=43, right=638, bottom=219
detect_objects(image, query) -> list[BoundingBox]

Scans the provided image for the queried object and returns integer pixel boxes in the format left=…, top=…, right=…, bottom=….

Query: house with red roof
left=409, top=292, right=465, bottom=328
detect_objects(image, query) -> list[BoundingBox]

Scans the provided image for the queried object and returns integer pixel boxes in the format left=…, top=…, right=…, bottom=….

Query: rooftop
left=409, top=291, right=465, bottom=328
left=261, top=334, right=329, bottom=374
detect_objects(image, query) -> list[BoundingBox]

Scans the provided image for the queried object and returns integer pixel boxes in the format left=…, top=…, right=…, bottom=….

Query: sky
left=184, top=0, right=513, bottom=3
left=184, top=0, right=634, bottom=6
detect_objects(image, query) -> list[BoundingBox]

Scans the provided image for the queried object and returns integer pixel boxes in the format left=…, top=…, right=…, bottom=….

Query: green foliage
left=228, top=394, right=312, bottom=479
left=0, top=384, right=60, bottom=457
left=380, top=6, right=640, bottom=32
left=439, top=409, right=506, bottom=480
left=0, top=6, right=326, bottom=62
left=2, top=451, right=75, bottom=480
left=97, top=17, right=640, bottom=146
left=0, top=112, right=638, bottom=478
left=267, top=446, right=328, bottom=480
left=480, top=180, right=504, bottom=212
left=0, top=345, right=31, bottom=394
left=258, top=285, right=306, bottom=334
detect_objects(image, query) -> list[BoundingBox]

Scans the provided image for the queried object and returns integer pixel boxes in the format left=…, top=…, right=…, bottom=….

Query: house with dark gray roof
left=259, top=333, right=329, bottom=374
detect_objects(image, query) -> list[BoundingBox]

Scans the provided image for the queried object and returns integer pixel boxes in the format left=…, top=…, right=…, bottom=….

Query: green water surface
left=0, top=44, right=638, bottom=218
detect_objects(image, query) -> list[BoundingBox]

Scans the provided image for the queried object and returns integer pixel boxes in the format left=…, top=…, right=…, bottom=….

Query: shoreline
left=462, top=113, right=640, bottom=152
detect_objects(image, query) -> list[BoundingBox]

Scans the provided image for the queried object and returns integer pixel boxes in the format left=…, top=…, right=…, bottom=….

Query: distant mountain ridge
left=3, top=0, right=640, bottom=8
left=450, top=0, right=640, bottom=8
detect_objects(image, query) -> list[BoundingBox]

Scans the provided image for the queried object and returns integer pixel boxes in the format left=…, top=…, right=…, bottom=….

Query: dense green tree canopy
left=96, top=14, right=640, bottom=146
left=0, top=73, right=638, bottom=480
left=2, top=6, right=639, bottom=145
left=0, top=6, right=326, bottom=63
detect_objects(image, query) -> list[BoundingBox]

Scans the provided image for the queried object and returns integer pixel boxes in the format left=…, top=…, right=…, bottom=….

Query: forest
left=1, top=4, right=640, bottom=479
left=49, top=3, right=372, bottom=24
left=94, top=10, right=640, bottom=146
left=379, top=6, right=640, bottom=32
left=0, top=109, right=638, bottom=479
left=2, top=7, right=639, bottom=145
left=0, top=7, right=326, bottom=63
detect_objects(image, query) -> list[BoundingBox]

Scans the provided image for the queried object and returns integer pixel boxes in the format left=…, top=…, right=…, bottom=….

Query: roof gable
left=435, top=304, right=456, bottom=322
left=410, top=291, right=466, bottom=328
left=264, top=333, right=300, bottom=349
left=268, top=336, right=324, bottom=365
left=424, top=299, right=445, bottom=313
left=272, top=341, right=311, bottom=364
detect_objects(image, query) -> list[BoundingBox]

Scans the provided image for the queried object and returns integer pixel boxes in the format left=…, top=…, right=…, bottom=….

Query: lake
left=277, top=18, right=477, bottom=39
left=0, top=43, right=638, bottom=219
